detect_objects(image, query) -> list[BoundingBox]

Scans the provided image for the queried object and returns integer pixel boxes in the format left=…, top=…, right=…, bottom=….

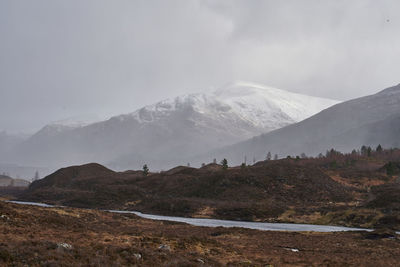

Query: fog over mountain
left=203, top=83, right=400, bottom=166
left=0, top=132, right=27, bottom=154
left=0, top=173, right=30, bottom=187
left=1, top=1, right=400, bottom=133
left=0, top=82, right=337, bottom=173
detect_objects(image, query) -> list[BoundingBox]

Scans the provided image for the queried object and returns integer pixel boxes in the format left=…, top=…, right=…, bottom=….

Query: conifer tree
left=361, top=145, right=368, bottom=156
left=376, top=144, right=383, bottom=153
left=143, top=164, right=149, bottom=176
left=221, top=158, right=228, bottom=170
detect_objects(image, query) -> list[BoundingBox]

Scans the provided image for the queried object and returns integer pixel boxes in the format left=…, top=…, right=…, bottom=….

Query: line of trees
left=140, top=144, right=398, bottom=175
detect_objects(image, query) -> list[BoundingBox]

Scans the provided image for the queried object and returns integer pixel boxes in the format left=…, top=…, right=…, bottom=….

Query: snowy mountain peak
left=218, top=82, right=339, bottom=125
left=118, top=82, right=339, bottom=130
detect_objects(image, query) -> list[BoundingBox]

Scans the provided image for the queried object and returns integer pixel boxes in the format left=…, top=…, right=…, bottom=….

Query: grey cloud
left=204, top=0, right=400, bottom=98
left=1, top=0, right=400, bottom=132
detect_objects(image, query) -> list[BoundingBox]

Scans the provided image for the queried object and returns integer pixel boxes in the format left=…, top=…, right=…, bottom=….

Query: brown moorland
left=0, top=201, right=399, bottom=266
left=19, top=161, right=350, bottom=221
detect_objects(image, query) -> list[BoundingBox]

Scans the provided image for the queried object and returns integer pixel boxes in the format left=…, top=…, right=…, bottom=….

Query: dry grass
left=1, top=201, right=400, bottom=266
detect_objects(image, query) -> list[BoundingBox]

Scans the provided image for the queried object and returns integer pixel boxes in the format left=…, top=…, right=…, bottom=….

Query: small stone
left=57, top=243, right=73, bottom=250
left=158, top=244, right=171, bottom=251
left=197, top=258, right=205, bottom=264
left=133, top=253, right=142, bottom=260
left=283, top=247, right=299, bottom=252
left=0, top=215, right=9, bottom=220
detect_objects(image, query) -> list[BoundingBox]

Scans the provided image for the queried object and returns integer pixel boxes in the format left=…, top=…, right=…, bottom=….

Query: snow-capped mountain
left=118, top=81, right=337, bottom=133
left=6, top=82, right=338, bottom=171
left=37, top=114, right=106, bottom=136
left=203, top=83, right=400, bottom=166
left=214, top=82, right=337, bottom=127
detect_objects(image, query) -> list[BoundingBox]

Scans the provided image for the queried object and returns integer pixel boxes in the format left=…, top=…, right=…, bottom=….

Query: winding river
left=7, top=200, right=371, bottom=233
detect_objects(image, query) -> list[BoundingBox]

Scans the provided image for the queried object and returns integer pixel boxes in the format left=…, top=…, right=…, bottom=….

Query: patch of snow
left=215, top=81, right=338, bottom=125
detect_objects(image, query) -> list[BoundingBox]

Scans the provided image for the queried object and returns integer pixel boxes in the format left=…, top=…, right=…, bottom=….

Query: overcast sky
left=1, top=0, right=400, bottom=133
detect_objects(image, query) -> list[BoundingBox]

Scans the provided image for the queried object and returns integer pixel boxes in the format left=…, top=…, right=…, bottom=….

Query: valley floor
left=0, top=201, right=399, bottom=266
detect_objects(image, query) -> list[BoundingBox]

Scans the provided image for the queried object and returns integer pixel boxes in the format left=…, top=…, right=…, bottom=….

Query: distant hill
left=202, top=83, right=400, bottom=166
